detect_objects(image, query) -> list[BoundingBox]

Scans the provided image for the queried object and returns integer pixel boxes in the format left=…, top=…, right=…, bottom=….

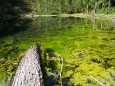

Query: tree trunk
left=12, top=44, right=44, bottom=86
left=93, top=2, right=97, bottom=14
left=46, top=0, right=48, bottom=13
left=108, top=0, right=111, bottom=8
left=87, top=4, right=89, bottom=14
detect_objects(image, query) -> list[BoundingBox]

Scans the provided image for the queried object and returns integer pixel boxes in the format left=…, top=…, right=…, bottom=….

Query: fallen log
left=12, top=44, right=44, bottom=86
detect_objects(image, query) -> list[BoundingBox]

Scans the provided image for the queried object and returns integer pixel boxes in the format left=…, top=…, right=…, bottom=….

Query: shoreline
left=24, top=13, right=115, bottom=23
left=1, top=13, right=115, bottom=23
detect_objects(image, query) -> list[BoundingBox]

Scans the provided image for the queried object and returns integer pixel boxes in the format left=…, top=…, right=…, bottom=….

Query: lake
left=0, top=17, right=115, bottom=86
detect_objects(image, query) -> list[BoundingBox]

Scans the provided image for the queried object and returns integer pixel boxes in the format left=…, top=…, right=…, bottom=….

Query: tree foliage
left=27, top=0, right=115, bottom=14
left=0, top=0, right=115, bottom=15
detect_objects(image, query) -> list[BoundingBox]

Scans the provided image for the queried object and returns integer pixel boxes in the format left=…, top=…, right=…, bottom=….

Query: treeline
left=0, top=0, right=115, bottom=16
left=0, top=0, right=31, bottom=17
left=29, top=0, right=115, bottom=14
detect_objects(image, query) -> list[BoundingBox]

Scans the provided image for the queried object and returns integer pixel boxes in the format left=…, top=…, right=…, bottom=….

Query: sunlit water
left=0, top=17, right=115, bottom=85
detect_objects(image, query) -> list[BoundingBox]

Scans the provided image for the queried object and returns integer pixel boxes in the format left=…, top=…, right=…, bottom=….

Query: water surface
left=0, top=17, right=115, bottom=85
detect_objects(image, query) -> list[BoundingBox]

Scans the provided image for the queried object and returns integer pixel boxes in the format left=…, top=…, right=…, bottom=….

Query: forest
left=0, top=0, right=115, bottom=16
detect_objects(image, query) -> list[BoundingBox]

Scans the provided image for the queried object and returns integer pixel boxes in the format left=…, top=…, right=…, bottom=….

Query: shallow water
left=0, top=17, right=115, bottom=85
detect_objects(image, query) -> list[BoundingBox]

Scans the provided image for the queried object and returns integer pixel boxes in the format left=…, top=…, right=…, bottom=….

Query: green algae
left=0, top=17, right=115, bottom=85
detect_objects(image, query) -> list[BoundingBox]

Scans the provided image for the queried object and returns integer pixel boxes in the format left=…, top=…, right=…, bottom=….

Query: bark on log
left=12, top=44, right=44, bottom=86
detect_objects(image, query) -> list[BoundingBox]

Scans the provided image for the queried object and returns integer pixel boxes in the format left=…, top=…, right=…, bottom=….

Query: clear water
left=0, top=17, right=115, bottom=85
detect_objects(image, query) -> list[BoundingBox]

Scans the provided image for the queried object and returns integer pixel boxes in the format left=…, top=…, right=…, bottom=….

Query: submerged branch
left=55, top=53, right=64, bottom=86
left=87, top=76, right=105, bottom=86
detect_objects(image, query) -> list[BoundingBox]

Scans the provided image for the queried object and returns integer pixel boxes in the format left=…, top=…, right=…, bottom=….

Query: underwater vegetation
left=0, top=17, right=115, bottom=86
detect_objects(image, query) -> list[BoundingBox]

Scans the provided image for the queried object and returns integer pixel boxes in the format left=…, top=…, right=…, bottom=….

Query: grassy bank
left=59, top=13, right=115, bottom=23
